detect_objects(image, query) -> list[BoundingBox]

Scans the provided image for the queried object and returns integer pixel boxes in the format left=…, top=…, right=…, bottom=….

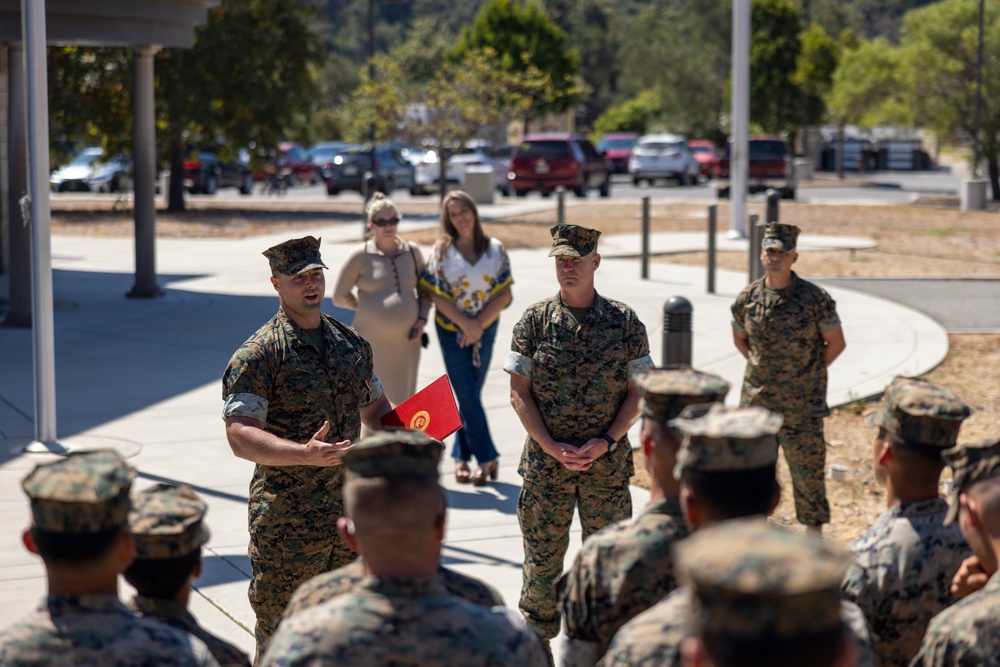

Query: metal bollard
left=662, top=296, right=693, bottom=366
left=707, top=204, right=717, bottom=294
left=641, top=196, right=651, bottom=279
left=748, top=213, right=763, bottom=282
left=766, top=188, right=780, bottom=223
left=556, top=186, right=565, bottom=226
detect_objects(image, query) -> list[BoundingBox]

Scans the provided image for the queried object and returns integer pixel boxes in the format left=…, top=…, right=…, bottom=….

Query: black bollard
left=662, top=296, right=693, bottom=366
left=766, top=188, right=780, bottom=223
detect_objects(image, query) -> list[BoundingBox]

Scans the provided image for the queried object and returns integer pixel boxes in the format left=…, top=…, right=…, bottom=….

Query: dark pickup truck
left=715, top=136, right=796, bottom=199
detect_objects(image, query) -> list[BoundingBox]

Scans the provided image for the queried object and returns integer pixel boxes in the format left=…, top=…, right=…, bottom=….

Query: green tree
left=750, top=0, right=805, bottom=134
left=825, top=37, right=905, bottom=130
left=897, top=0, right=1000, bottom=197
left=792, top=23, right=845, bottom=129
left=454, top=0, right=580, bottom=121
left=592, top=90, right=661, bottom=137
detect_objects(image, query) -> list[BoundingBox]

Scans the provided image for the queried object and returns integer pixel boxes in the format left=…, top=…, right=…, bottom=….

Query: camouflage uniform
left=911, top=437, right=1000, bottom=667
left=222, top=237, right=383, bottom=650
left=842, top=376, right=973, bottom=667
left=557, top=367, right=730, bottom=665
left=600, top=406, right=877, bottom=667
left=731, top=223, right=841, bottom=526
left=261, top=430, right=547, bottom=667
left=127, top=484, right=251, bottom=667
left=0, top=450, right=219, bottom=667
left=505, top=224, right=654, bottom=639
left=281, top=560, right=504, bottom=620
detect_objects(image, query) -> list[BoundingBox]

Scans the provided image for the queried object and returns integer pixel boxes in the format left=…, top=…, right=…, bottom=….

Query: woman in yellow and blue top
left=420, top=190, right=513, bottom=486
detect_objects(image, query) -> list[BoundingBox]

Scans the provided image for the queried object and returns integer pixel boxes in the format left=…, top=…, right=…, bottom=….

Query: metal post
left=748, top=212, right=762, bottom=283
left=707, top=204, right=717, bottom=293
left=729, top=0, right=750, bottom=238
left=127, top=46, right=163, bottom=299
left=662, top=296, right=692, bottom=366
left=640, top=196, right=650, bottom=279
left=3, top=42, right=29, bottom=328
left=973, top=0, right=985, bottom=179
left=556, top=186, right=565, bottom=225
left=364, top=0, right=376, bottom=240
left=22, top=0, right=65, bottom=453
left=765, top=188, right=780, bottom=224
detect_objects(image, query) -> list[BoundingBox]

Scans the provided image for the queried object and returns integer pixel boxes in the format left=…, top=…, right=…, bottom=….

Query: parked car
left=508, top=133, right=611, bottom=198
left=412, top=145, right=511, bottom=196
left=628, top=134, right=700, bottom=186
left=688, top=139, right=720, bottom=180
left=322, top=147, right=416, bottom=196
left=310, top=141, right=353, bottom=168
left=183, top=147, right=253, bottom=195
left=49, top=147, right=130, bottom=193
left=596, top=132, right=638, bottom=174
left=253, top=142, right=319, bottom=186
left=715, top=136, right=795, bottom=199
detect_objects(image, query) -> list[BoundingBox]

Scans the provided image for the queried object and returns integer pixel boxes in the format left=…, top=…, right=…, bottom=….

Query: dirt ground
left=50, top=194, right=1000, bottom=543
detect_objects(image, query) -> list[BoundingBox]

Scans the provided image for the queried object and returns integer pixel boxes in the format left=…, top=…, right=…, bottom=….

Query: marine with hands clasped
left=222, top=236, right=392, bottom=657
left=505, top=223, right=654, bottom=644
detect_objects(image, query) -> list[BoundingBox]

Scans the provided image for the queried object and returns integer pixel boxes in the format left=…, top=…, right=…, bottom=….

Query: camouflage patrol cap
left=129, top=483, right=210, bottom=560
left=676, top=518, right=848, bottom=641
left=942, top=437, right=1000, bottom=525
left=263, top=236, right=328, bottom=275
left=343, top=429, right=445, bottom=480
left=761, top=223, right=800, bottom=252
left=637, top=365, right=731, bottom=423
left=865, top=376, right=971, bottom=447
left=21, top=449, right=136, bottom=533
left=549, top=223, right=601, bottom=257
left=671, top=404, right=782, bottom=479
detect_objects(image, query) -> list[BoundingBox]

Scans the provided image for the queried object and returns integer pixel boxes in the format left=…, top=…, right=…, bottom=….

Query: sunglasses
left=371, top=216, right=400, bottom=227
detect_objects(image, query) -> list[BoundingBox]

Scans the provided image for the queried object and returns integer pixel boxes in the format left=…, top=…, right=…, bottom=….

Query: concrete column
left=2, top=41, right=29, bottom=327
left=127, top=45, right=163, bottom=298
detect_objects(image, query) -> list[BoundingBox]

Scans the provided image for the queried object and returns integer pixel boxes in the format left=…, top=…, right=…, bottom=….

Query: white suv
left=628, top=134, right=700, bottom=186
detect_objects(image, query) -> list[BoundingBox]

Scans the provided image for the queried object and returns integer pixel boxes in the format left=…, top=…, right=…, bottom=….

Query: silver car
left=628, top=134, right=700, bottom=186
left=50, top=147, right=130, bottom=193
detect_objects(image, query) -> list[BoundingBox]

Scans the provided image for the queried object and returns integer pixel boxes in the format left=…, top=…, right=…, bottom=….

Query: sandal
left=455, top=461, right=471, bottom=484
left=471, top=460, right=498, bottom=486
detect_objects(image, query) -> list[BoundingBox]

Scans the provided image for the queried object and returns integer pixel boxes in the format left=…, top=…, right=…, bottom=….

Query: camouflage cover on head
left=676, top=518, right=848, bottom=640
left=637, top=365, right=731, bottom=423
left=549, top=223, right=601, bottom=257
left=942, top=437, right=1000, bottom=525
left=130, top=483, right=210, bottom=560
left=671, top=404, right=782, bottom=478
left=343, top=429, right=445, bottom=480
left=21, top=449, right=136, bottom=533
left=865, top=376, right=971, bottom=447
left=262, top=236, right=328, bottom=275
left=761, top=223, right=800, bottom=252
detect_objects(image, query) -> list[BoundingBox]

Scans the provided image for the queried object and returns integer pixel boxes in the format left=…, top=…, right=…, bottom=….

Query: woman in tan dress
left=332, top=193, right=430, bottom=404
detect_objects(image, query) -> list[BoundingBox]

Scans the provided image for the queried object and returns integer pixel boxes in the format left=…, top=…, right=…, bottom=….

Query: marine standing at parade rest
left=125, top=483, right=251, bottom=666
left=222, top=236, right=392, bottom=657
left=912, top=436, right=1000, bottom=667
left=556, top=366, right=730, bottom=666
left=0, top=450, right=219, bottom=666
left=731, top=222, right=846, bottom=532
left=505, top=223, right=654, bottom=643
left=260, top=430, right=548, bottom=667
left=841, top=376, right=972, bottom=667
left=602, top=404, right=879, bottom=667
left=676, top=519, right=856, bottom=667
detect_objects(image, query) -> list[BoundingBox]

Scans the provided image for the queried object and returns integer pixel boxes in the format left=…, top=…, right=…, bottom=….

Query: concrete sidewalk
left=0, top=219, right=947, bottom=659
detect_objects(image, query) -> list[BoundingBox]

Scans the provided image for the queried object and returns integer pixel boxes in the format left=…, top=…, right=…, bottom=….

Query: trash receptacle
left=464, top=165, right=495, bottom=205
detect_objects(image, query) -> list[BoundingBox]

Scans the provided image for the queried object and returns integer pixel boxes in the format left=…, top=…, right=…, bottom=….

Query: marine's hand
left=951, top=555, right=989, bottom=599
left=303, top=421, right=351, bottom=466
left=542, top=441, right=593, bottom=471
left=578, top=438, right=611, bottom=463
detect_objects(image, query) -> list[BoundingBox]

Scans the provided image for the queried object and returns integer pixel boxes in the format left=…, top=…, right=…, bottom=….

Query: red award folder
left=380, top=374, right=462, bottom=440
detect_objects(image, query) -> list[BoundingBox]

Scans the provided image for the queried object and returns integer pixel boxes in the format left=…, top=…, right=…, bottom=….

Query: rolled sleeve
left=627, top=354, right=654, bottom=380
left=223, top=392, right=268, bottom=422
left=504, top=351, right=533, bottom=379
left=364, top=373, right=385, bottom=407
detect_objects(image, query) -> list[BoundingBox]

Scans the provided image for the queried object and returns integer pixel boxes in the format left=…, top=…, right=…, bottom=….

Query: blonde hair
left=365, top=192, right=400, bottom=224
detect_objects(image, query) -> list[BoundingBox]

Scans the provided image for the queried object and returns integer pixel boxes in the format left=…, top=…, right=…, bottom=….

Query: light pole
left=973, top=0, right=985, bottom=179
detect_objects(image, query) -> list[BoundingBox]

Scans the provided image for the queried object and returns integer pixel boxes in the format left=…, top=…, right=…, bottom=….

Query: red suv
left=509, top=133, right=611, bottom=198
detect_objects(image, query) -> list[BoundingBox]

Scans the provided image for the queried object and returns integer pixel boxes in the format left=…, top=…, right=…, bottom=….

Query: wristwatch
left=600, top=433, right=618, bottom=452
